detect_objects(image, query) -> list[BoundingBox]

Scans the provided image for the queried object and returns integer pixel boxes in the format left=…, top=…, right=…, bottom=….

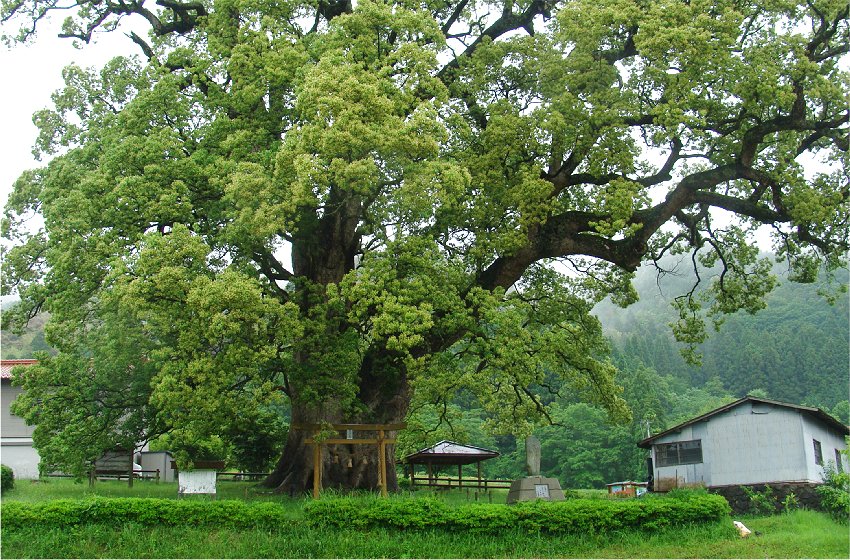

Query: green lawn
left=2, top=479, right=847, bottom=558
left=1, top=477, right=280, bottom=502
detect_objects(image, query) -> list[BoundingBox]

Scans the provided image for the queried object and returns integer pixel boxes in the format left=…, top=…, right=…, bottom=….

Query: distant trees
left=603, top=264, right=849, bottom=410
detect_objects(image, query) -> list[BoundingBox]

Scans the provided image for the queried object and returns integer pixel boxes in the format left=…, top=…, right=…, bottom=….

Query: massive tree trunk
left=262, top=364, right=411, bottom=494
left=261, top=193, right=413, bottom=494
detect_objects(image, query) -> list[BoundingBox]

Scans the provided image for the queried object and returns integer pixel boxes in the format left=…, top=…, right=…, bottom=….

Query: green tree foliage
left=2, top=0, right=847, bottom=491
left=225, top=406, right=290, bottom=473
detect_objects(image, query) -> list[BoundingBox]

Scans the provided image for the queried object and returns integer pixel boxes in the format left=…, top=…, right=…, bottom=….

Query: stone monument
left=506, top=436, right=566, bottom=504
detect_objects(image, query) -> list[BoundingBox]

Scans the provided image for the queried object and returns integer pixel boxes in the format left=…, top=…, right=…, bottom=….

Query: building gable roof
left=0, top=359, right=38, bottom=379
left=638, top=396, right=849, bottom=449
left=402, top=440, right=500, bottom=465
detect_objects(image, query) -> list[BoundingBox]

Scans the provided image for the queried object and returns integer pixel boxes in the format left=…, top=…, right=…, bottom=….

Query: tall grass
left=3, top=511, right=847, bottom=558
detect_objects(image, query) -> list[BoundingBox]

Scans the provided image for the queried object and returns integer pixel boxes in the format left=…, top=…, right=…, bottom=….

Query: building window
left=655, top=440, right=703, bottom=467
left=813, top=439, right=823, bottom=466
left=836, top=449, right=844, bottom=473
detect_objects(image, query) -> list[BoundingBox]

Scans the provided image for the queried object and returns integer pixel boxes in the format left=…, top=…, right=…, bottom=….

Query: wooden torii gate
left=292, top=423, right=406, bottom=498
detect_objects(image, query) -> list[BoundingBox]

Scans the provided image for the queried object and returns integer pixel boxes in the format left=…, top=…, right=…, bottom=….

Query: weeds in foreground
left=2, top=510, right=847, bottom=558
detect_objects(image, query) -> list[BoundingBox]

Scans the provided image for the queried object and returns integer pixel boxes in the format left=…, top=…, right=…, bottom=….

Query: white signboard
left=534, top=484, right=550, bottom=498
left=178, top=469, right=217, bottom=495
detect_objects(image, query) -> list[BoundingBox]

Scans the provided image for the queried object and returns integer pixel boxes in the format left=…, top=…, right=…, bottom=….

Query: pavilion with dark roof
left=400, top=440, right=503, bottom=489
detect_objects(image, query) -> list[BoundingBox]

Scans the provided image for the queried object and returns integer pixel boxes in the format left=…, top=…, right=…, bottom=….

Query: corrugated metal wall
left=651, top=401, right=847, bottom=488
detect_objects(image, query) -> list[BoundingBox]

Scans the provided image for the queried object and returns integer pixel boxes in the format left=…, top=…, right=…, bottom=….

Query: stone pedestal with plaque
left=506, top=475, right=567, bottom=503
left=506, top=436, right=566, bottom=504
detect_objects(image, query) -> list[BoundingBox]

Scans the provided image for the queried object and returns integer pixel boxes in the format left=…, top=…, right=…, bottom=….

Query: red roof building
left=1, top=359, right=38, bottom=379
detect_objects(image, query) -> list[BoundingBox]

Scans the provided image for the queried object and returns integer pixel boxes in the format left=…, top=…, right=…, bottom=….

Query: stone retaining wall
left=709, top=482, right=822, bottom=514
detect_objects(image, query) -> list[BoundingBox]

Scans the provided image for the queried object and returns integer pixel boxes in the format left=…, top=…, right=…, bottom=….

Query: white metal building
left=1, top=360, right=40, bottom=479
left=638, top=396, right=849, bottom=490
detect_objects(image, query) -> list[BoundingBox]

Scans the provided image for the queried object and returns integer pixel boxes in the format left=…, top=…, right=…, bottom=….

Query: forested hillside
left=595, top=258, right=849, bottom=411
left=0, top=302, right=50, bottom=359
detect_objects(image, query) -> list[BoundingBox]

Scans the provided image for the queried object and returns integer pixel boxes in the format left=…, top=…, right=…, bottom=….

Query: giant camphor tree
left=2, top=0, right=847, bottom=492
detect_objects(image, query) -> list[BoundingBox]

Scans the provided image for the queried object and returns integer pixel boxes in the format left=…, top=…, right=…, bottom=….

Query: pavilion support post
left=312, top=441, right=321, bottom=499
left=477, top=461, right=482, bottom=489
left=458, top=464, right=463, bottom=488
left=427, top=462, right=433, bottom=487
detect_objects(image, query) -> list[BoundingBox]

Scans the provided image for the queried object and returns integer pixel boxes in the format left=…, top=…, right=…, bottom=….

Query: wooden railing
left=407, top=476, right=512, bottom=489
left=215, top=472, right=268, bottom=482
left=47, top=469, right=161, bottom=484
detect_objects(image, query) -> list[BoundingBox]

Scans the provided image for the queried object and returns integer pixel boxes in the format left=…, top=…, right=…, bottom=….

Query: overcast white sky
left=0, top=20, right=145, bottom=212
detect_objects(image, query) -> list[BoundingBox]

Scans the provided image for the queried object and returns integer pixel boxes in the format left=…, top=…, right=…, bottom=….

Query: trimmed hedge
left=1, top=498, right=293, bottom=529
left=304, top=494, right=732, bottom=534
left=2, top=494, right=731, bottom=534
left=1, top=465, right=14, bottom=494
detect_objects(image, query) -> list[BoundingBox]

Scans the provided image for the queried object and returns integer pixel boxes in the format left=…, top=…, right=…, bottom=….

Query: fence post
left=156, top=469, right=160, bottom=484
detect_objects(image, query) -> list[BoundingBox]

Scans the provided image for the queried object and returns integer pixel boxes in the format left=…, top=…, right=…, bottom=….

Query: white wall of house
left=705, top=402, right=810, bottom=486
left=1, top=380, right=40, bottom=479
left=1, top=441, right=40, bottom=479
left=801, top=415, right=848, bottom=481
left=1, top=383, right=34, bottom=438
left=651, top=400, right=848, bottom=487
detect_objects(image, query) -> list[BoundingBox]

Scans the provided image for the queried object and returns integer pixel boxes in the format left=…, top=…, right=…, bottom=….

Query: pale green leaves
left=341, top=237, right=470, bottom=359
left=112, top=226, right=301, bottom=445
left=589, top=179, right=649, bottom=237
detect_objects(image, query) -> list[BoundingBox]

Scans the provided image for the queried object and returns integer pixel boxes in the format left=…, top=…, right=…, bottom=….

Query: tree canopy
left=2, top=0, right=847, bottom=490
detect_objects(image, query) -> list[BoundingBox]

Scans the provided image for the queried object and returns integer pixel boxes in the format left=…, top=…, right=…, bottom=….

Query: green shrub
left=304, top=494, right=731, bottom=534
left=0, top=498, right=292, bottom=529
left=1, top=465, right=14, bottom=494
left=781, top=491, right=799, bottom=514
left=817, top=462, right=850, bottom=523
left=742, top=485, right=776, bottom=515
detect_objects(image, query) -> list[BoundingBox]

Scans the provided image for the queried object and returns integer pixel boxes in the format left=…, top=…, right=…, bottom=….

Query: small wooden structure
left=90, top=449, right=136, bottom=488
left=292, top=423, right=406, bottom=499
left=401, top=440, right=500, bottom=489
left=606, top=480, right=648, bottom=497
